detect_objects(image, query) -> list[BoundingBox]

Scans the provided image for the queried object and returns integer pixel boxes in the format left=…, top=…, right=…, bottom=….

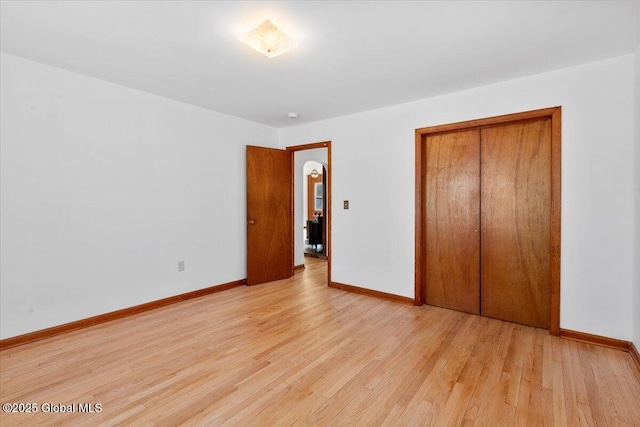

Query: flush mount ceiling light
left=238, top=19, right=298, bottom=58
left=310, top=169, right=320, bottom=178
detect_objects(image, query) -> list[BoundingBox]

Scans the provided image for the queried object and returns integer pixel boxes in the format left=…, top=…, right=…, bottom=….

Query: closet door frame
left=414, top=107, right=561, bottom=335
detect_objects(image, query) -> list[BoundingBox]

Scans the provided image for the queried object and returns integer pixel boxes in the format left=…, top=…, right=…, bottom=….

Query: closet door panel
left=480, top=119, right=551, bottom=328
left=425, top=130, right=480, bottom=314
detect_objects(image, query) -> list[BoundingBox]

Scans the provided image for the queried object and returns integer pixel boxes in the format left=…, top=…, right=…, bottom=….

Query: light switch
left=343, top=200, right=349, bottom=209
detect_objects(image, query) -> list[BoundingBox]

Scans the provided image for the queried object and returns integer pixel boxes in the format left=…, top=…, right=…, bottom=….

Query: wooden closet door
left=425, top=130, right=480, bottom=314
left=480, top=119, right=551, bottom=328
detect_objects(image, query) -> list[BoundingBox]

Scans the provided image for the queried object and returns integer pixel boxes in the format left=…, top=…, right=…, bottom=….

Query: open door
left=246, top=145, right=293, bottom=285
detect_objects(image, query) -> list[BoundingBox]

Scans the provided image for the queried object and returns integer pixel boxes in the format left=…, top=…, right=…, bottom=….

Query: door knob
left=248, top=220, right=256, bottom=225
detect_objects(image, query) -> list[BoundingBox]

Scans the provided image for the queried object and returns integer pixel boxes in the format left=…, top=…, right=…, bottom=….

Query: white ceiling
left=1, top=1, right=638, bottom=128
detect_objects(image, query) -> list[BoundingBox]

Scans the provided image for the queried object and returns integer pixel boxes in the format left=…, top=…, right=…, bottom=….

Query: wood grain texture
left=415, top=107, right=561, bottom=136
left=631, top=343, right=640, bottom=372
left=321, top=169, right=327, bottom=257
left=246, top=145, right=292, bottom=285
left=416, top=107, right=561, bottom=333
left=560, top=328, right=632, bottom=351
left=0, top=279, right=244, bottom=351
left=415, top=129, right=426, bottom=305
left=549, top=107, right=562, bottom=335
left=285, top=141, right=330, bottom=152
left=330, top=281, right=414, bottom=304
left=425, top=130, right=480, bottom=314
left=326, top=142, right=332, bottom=284
left=480, top=119, right=551, bottom=329
left=1, top=258, right=638, bottom=426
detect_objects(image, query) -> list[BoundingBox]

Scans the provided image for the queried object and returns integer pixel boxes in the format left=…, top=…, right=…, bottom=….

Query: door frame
left=286, top=141, right=332, bottom=286
left=414, top=107, right=561, bottom=335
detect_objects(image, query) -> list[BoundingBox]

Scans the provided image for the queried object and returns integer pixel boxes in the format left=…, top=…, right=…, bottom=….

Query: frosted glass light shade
left=239, top=19, right=298, bottom=58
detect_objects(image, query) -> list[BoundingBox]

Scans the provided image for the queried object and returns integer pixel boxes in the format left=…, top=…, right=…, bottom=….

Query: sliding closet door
left=480, top=119, right=551, bottom=328
left=425, top=130, right=480, bottom=314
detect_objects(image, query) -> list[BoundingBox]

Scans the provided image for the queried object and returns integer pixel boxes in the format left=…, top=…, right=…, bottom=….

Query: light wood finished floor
left=1, top=258, right=639, bottom=426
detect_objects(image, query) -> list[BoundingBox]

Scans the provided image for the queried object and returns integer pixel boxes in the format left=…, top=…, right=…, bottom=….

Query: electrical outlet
left=343, top=200, right=349, bottom=209
left=178, top=261, right=185, bottom=272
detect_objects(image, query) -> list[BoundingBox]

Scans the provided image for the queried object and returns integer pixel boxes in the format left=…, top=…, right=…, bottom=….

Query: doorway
left=288, top=141, right=331, bottom=286
left=303, top=161, right=327, bottom=259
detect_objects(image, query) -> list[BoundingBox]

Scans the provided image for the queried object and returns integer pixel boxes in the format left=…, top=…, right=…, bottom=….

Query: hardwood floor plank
left=577, top=402, right=596, bottom=427
left=514, top=378, right=531, bottom=427
left=568, top=340, right=591, bottom=406
left=379, top=403, right=405, bottom=426
left=1, top=258, right=639, bottom=426
left=552, top=360, right=569, bottom=426
left=561, top=344, right=581, bottom=426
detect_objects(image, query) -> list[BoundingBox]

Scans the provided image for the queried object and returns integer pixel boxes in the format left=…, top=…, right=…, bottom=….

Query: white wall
left=633, top=41, right=640, bottom=348
left=280, top=54, right=636, bottom=341
left=2, top=50, right=636, bottom=343
left=293, top=151, right=327, bottom=266
left=0, top=53, right=278, bottom=339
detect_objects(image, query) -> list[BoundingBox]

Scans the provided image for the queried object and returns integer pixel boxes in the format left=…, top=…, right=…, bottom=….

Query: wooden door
left=246, top=146, right=292, bottom=285
left=480, top=119, right=551, bottom=328
left=425, top=130, right=481, bottom=314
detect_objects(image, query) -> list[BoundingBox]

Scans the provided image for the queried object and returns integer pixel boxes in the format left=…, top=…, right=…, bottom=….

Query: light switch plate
left=343, top=200, right=349, bottom=209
